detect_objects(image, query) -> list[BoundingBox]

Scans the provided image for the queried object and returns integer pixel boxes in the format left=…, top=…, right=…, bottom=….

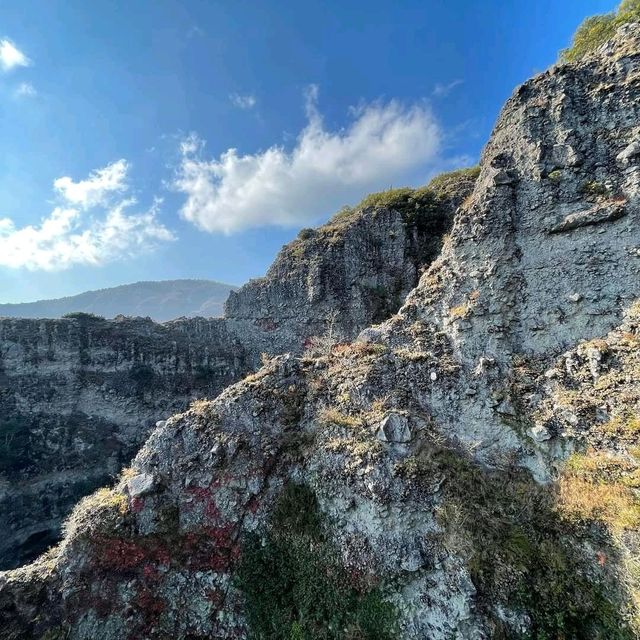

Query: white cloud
left=54, top=159, right=128, bottom=208
left=15, top=81, right=36, bottom=97
left=229, top=93, right=256, bottom=110
left=0, top=39, right=30, bottom=71
left=0, top=162, right=174, bottom=271
left=175, top=88, right=441, bottom=233
left=432, top=79, right=463, bottom=98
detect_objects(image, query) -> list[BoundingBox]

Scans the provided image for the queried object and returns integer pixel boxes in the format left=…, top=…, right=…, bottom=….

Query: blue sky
left=0, top=0, right=616, bottom=303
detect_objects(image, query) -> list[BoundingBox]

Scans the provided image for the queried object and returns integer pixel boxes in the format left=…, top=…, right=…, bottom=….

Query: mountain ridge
left=0, top=279, right=237, bottom=322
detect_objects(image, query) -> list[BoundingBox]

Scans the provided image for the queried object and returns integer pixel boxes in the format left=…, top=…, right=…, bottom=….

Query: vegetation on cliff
left=561, top=0, right=640, bottom=62
left=236, top=483, right=398, bottom=640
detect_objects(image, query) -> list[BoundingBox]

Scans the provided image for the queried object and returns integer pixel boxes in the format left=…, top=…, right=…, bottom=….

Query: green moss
left=560, top=0, right=640, bottom=63
left=580, top=180, right=609, bottom=198
left=235, top=482, right=398, bottom=640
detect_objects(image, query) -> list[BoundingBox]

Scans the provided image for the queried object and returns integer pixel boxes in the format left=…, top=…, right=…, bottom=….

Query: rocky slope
left=1, top=23, right=639, bottom=640
left=0, top=170, right=470, bottom=571
left=0, top=280, right=237, bottom=323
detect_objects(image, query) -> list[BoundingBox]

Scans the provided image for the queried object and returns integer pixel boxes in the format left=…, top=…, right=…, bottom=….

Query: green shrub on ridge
left=561, top=0, right=640, bottom=62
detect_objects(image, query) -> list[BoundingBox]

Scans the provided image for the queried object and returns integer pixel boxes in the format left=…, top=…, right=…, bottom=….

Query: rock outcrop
left=0, top=171, right=471, bottom=570
left=1, top=23, right=640, bottom=640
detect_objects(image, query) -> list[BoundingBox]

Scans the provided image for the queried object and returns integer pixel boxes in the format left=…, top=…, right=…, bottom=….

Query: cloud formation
left=175, top=88, right=441, bottom=233
left=229, top=93, right=256, bottom=109
left=15, top=82, right=36, bottom=97
left=0, top=161, right=174, bottom=271
left=54, top=159, right=128, bottom=208
left=0, top=39, right=30, bottom=71
left=432, top=79, right=463, bottom=98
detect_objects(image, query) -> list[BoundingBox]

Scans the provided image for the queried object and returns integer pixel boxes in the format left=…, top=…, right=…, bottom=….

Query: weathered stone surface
left=548, top=201, right=626, bottom=233
left=616, top=139, right=640, bottom=165
left=528, top=425, right=552, bottom=442
left=0, top=168, right=472, bottom=570
left=125, top=473, right=156, bottom=498
left=0, top=315, right=247, bottom=569
left=376, top=413, right=412, bottom=443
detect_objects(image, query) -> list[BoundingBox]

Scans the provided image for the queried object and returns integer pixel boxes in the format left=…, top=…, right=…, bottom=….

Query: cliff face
left=0, top=316, right=247, bottom=569
left=0, top=174, right=469, bottom=570
left=1, top=24, right=639, bottom=640
left=224, top=175, right=471, bottom=362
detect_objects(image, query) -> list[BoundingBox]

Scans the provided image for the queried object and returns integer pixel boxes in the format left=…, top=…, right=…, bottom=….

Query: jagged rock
left=551, top=142, right=582, bottom=168
left=357, top=326, right=385, bottom=344
left=548, top=202, right=626, bottom=234
left=616, top=139, right=640, bottom=165
left=0, top=174, right=474, bottom=570
left=496, top=398, right=517, bottom=417
left=126, top=473, right=156, bottom=498
left=376, top=413, right=412, bottom=443
left=528, top=425, right=552, bottom=442
left=493, top=169, right=518, bottom=185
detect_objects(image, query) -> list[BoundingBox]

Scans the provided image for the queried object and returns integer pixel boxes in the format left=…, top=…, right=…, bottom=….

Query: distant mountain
left=0, top=279, right=238, bottom=322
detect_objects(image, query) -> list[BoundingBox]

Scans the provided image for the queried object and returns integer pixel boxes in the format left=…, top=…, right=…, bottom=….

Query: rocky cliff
left=1, top=23, right=639, bottom=640
left=0, top=315, right=247, bottom=569
left=0, top=170, right=470, bottom=570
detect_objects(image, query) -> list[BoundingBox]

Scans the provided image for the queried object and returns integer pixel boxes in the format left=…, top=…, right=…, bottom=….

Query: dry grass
left=317, top=407, right=362, bottom=429
left=558, top=452, right=640, bottom=532
left=557, top=475, right=640, bottom=532
left=449, top=291, right=479, bottom=320
left=449, top=302, right=471, bottom=320
left=63, top=487, right=129, bottom=540
left=601, top=413, right=640, bottom=440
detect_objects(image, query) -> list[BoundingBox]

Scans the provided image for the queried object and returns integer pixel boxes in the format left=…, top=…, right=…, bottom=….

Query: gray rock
left=376, top=413, right=412, bottom=443
left=528, top=425, right=552, bottom=442
left=616, top=140, right=640, bottom=165
left=496, top=398, right=517, bottom=417
left=126, top=473, right=156, bottom=498
left=493, top=170, right=517, bottom=185
left=357, top=327, right=384, bottom=344
left=549, top=202, right=626, bottom=234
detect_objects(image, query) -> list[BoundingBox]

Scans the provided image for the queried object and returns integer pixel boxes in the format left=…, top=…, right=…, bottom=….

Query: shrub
left=581, top=180, right=609, bottom=198
left=560, top=0, right=640, bottom=62
left=297, top=228, right=315, bottom=241
left=62, top=311, right=105, bottom=321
